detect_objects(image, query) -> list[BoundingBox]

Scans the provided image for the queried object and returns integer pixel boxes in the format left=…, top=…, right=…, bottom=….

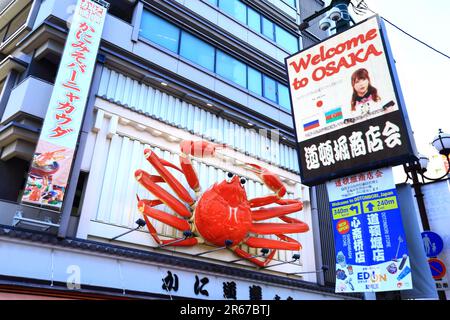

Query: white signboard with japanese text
left=21, top=0, right=108, bottom=210
left=326, top=167, right=413, bottom=293
left=285, top=16, right=416, bottom=186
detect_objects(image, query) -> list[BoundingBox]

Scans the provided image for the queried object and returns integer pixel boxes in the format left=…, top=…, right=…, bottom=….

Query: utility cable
left=351, top=0, right=450, bottom=60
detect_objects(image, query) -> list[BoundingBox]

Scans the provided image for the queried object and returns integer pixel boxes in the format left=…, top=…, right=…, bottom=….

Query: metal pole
left=57, top=62, right=104, bottom=239
left=332, top=0, right=352, bottom=33
left=410, top=166, right=446, bottom=300
left=311, top=186, right=325, bottom=286
left=410, top=167, right=430, bottom=231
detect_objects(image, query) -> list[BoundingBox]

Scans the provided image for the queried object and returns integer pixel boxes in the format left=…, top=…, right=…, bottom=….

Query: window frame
left=139, top=10, right=182, bottom=53
left=179, top=30, right=216, bottom=72
left=0, top=2, right=32, bottom=44
left=139, top=8, right=292, bottom=113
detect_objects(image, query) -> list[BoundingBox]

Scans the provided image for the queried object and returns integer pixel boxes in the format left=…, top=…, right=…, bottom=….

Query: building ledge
left=0, top=56, right=28, bottom=82
left=0, top=121, right=39, bottom=161
left=0, top=224, right=363, bottom=300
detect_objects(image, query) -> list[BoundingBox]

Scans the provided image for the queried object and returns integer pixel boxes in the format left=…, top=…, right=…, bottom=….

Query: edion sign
left=285, top=16, right=416, bottom=186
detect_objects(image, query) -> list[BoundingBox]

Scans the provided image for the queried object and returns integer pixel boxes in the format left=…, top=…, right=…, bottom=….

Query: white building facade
left=0, top=0, right=361, bottom=300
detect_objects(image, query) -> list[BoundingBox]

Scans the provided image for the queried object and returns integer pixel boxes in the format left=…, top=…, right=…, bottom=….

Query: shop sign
left=326, top=167, right=413, bottom=292
left=286, top=16, right=416, bottom=186
left=21, top=0, right=108, bottom=210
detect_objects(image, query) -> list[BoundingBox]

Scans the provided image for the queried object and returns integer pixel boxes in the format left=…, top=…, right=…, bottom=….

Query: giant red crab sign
left=134, top=140, right=309, bottom=267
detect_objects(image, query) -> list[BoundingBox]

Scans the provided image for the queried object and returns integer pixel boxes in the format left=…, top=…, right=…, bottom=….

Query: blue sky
left=352, top=0, right=450, bottom=164
left=333, top=0, right=450, bottom=181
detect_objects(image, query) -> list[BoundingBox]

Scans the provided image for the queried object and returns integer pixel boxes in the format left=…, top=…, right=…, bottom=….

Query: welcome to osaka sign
left=327, top=167, right=412, bottom=293
left=285, top=16, right=416, bottom=186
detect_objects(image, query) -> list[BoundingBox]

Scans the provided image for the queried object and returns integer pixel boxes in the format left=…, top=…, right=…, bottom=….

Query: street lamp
left=403, top=129, right=450, bottom=301
left=403, top=130, right=450, bottom=231
left=404, top=129, right=450, bottom=184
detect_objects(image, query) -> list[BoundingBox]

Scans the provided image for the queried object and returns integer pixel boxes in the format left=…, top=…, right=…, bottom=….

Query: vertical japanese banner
left=326, top=167, right=413, bottom=293
left=21, top=0, right=108, bottom=210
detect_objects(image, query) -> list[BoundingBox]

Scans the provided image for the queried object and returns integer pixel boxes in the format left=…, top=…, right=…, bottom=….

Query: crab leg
left=138, top=200, right=190, bottom=231
left=144, top=149, right=195, bottom=205
left=135, top=169, right=191, bottom=218
left=249, top=217, right=309, bottom=234
left=230, top=246, right=277, bottom=267
left=142, top=215, right=198, bottom=246
left=179, top=140, right=226, bottom=192
left=251, top=201, right=303, bottom=221
left=242, top=163, right=288, bottom=208
left=245, top=234, right=301, bottom=251
left=138, top=198, right=197, bottom=247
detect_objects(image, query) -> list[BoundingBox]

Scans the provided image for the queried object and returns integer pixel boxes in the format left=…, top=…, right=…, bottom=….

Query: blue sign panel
left=327, top=168, right=413, bottom=292
left=421, top=231, right=444, bottom=258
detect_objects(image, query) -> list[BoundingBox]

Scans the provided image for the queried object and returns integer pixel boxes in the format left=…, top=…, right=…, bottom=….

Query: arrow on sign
left=349, top=205, right=359, bottom=214
left=366, top=203, right=375, bottom=212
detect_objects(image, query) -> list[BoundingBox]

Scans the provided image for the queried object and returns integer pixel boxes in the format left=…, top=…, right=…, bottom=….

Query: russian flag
left=325, top=107, right=343, bottom=124
left=303, top=118, right=320, bottom=132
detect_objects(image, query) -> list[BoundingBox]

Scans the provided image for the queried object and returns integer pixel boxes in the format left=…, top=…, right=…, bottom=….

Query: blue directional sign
left=366, top=202, right=375, bottom=212
left=421, top=231, right=444, bottom=258
left=327, top=168, right=413, bottom=293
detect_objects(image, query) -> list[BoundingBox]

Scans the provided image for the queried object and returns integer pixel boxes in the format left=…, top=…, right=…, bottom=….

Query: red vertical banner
left=21, top=0, right=108, bottom=211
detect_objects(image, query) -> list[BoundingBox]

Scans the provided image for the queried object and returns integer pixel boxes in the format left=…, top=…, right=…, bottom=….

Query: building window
left=180, top=31, right=215, bottom=71
left=139, top=9, right=292, bottom=111
left=261, top=16, right=275, bottom=41
left=277, top=83, right=291, bottom=110
left=108, top=0, right=135, bottom=23
left=248, top=67, right=262, bottom=96
left=212, top=0, right=298, bottom=53
left=263, top=75, right=277, bottom=103
left=140, top=10, right=180, bottom=53
left=218, top=0, right=247, bottom=25
left=216, top=50, right=247, bottom=88
left=247, top=7, right=261, bottom=33
left=0, top=3, right=31, bottom=43
left=283, top=0, right=297, bottom=8
left=275, top=25, right=299, bottom=53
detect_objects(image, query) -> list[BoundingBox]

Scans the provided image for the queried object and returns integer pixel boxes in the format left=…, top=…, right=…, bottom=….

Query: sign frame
left=285, top=15, right=417, bottom=186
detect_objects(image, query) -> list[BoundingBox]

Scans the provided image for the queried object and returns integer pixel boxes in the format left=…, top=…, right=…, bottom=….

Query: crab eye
left=226, top=172, right=234, bottom=183
left=240, top=177, right=247, bottom=185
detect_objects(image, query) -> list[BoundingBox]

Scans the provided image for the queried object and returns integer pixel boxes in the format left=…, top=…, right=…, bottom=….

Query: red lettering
left=312, top=67, right=326, bottom=81
left=289, top=27, right=380, bottom=73
left=49, top=126, right=74, bottom=138
left=293, top=77, right=308, bottom=90
left=311, top=54, right=321, bottom=65
left=366, top=28, right=378, bottom=41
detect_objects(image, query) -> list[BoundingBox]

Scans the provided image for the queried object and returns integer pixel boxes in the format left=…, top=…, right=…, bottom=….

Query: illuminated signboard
left=286, top=16, right=416, bottom=186
left=327, top=167, right=413, bottom=293
left=21, top=0, right=108, bottom=210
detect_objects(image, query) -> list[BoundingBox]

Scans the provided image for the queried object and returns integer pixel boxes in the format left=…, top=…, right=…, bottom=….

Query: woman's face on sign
left=354, top=78, right=369, bottom=96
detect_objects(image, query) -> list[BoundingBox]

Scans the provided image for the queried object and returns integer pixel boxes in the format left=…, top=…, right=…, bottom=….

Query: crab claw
left=178, top=140, right=226, bottom=192
left=244, top=163, right=286, bottom=198
left=180, top=140, right=226, bottom=158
